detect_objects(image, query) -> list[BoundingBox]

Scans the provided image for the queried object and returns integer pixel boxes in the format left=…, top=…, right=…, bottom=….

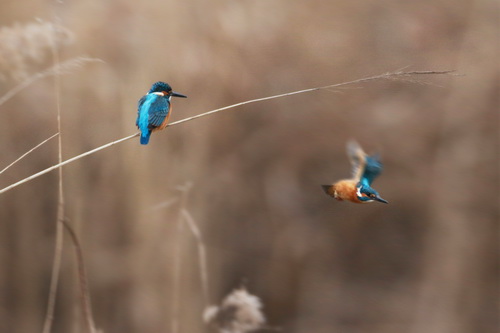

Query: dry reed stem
left=0, top=132, right=58, bottom=175
left=169, top=70, right=455, bottom=127
left=42, top=220, right=63, bottom=333
left=182, top=209, right=210, bottom=307
left=171, top=182, right=192, bottom=333
left=0, top=70, right=454, bottom=195
left=0, top=133, right=136, bottom=194
left=42, top=39, right=65, bottom=333
left=62, top=219, right=98, bottom=333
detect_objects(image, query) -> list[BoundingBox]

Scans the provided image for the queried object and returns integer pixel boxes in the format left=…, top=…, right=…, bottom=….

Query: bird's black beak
left=374, top=195, right=389, bottom=204
left=171, top=91, right=187, bottom=98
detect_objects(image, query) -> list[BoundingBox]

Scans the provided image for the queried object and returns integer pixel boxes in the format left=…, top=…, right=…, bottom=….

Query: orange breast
left=333, top=180, right=361, bottom=203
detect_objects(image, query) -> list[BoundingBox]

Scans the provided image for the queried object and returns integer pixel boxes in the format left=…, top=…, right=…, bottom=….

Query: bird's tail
left=321, top=185, right=333, bottom=196
left=140, top=131, right=151, bottom=145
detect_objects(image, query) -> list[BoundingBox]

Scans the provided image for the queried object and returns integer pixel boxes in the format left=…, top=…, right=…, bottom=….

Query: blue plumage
left=359, top=154, right=383, bottom=187
left=137, top=94, right=170, bottom=144
left=347, top=141, right=386, bottom=203
left=322, top=141, right=387, bottom=204
left=136, top=81, right=187, bottom=145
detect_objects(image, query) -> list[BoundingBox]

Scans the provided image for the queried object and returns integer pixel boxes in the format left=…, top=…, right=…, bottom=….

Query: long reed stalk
left=0, top=70, right=454, bottom=196
left=0, top=133, right=58, bottom=175
left=62, top=220, right=97, bottom=333
left=42, top=35, right=65, bottom=333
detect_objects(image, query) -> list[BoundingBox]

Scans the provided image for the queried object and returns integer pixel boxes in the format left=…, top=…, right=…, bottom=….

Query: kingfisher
left=322, top=141, right=388, bottom=204
left=136, top=81, right=187, bottom=145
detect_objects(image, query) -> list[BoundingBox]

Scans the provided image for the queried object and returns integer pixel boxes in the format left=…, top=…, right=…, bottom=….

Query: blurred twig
left=170, top=183, right=210, bottom=331
left=0, top=132, right=58, bottom=175
left=171, top=182, right=192, bottom=333
left=62, top=219, right=98, bottom=333
left=148, top=197, right=180, bottom=212
left=0, top=70, right=454, bottom=195
left=182, top=208, right=210, bottom=308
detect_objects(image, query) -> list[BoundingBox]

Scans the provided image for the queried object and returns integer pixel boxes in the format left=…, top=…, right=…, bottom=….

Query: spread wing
left=347, top=141, right=366, bottom=182
left=347, top=141, right=383, bottom=186
left=362, top=154, right=383, bottom=186
left=136, top=95, right=147, bottom=127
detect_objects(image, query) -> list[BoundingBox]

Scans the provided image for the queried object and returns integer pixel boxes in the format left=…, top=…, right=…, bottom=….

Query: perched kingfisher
left=136, top=81, right=187, bottom=145
left=322, top=141, right=388, bottom=204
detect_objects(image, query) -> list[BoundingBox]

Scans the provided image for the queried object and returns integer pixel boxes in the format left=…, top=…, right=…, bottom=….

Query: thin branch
left=182, top=208, right=210, bottom=307
left=0, top=57, right=103, bottom=107
left=0, top=133, right=137, bottom=195
left=42, top=226, right=63, bottom=333
left=62, top=219, right=97, bottom=333
left=0, top=70, right=455, bottom=195
left=42, top=37, right=65, bottom=333
left=168, top=70, right=455, bottom=127
left=148, top=197, right=180, bottom=212
left=171, top=182, right=192, bottom=333
left=0, top=132, right=58, bottom=175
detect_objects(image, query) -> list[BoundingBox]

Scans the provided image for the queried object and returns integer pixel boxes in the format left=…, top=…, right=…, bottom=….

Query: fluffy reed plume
left=0, top=56, right=103, bottom=107
left=204, top=287, right=266, bottom=333
left=0, top=20, right=73, bottom=81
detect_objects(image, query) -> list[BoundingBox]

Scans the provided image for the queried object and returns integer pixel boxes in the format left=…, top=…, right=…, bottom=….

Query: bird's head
left=149, top=81, right=187, bottom=98
left=356, top=184, right=388, bottom=204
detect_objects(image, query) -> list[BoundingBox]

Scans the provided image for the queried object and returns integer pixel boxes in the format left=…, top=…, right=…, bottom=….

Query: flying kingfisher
left=322, top=141, right=388, bottom=204
left=136, top=81, right=187, bottom=145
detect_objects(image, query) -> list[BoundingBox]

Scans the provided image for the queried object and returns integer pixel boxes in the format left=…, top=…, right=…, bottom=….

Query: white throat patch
left=356, top=187, right=374, bottom=202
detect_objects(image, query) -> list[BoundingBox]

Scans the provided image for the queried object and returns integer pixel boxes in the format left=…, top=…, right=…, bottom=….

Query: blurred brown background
left=0, top=0, right=498, bottom=332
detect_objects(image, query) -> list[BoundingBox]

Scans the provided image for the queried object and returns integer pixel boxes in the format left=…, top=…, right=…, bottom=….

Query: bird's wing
left=347, top=141, right=367, bottom=182
left=145, top=95, right=170, bottom=128
left=361, top=154, right=383, bottom=186
left=136, top=95, right=147, bottom=127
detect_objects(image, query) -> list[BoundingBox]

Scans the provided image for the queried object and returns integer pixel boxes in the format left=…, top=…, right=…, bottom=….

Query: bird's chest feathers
left=333, top=180, right=361, bottom=203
